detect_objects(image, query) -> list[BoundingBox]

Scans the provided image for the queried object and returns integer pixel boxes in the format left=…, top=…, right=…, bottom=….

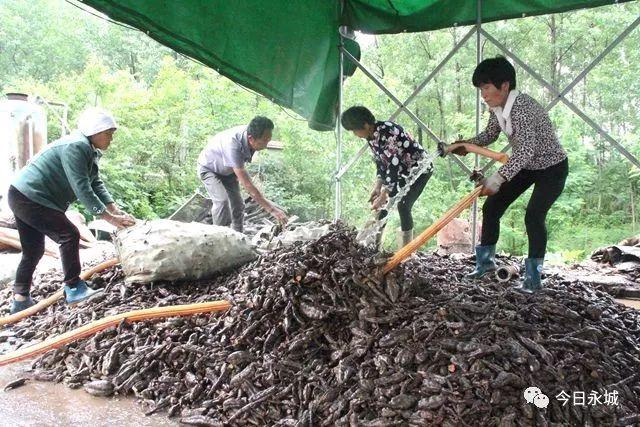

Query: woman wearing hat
left=7, top=108, right=136, bottom=314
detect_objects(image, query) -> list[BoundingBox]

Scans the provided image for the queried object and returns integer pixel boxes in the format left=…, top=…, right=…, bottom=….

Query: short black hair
left=341, top=106, right=376, bottom=131
left=472, top=56, right=516, bottom=91
left=247, top=116, right=274, bottom=139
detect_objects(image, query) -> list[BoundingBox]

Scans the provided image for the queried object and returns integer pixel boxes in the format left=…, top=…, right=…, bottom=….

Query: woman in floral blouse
left=341, top=106, right=432, bottom=247
left=448, top=56, right=569, bottom=293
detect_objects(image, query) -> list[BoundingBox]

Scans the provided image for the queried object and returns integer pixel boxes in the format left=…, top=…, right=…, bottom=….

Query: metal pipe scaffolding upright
left=335, top=22, right=345, bottom=221
left=471, top=0, right=483, bottom=252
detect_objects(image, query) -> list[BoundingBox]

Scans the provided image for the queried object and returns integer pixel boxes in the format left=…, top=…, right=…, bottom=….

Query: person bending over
left=8, top=108, right=136, bottom=313
left=342, top=106, right=433, bottom=247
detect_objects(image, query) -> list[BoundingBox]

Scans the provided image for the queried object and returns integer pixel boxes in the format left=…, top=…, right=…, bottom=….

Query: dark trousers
left=481, top=158, right=569, bottom=258
left=8, top=186, right=81, bottom=295
left=378, top=170, right=432, bottom=231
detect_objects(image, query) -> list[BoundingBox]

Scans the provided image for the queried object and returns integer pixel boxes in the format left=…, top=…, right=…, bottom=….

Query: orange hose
left=0, top=258, right=120, bottom=327
left=384, top=187, right=483, bottom=274
left=80, top=258, right=120, bottom=281
left=0, top=300, right=231, bottom=366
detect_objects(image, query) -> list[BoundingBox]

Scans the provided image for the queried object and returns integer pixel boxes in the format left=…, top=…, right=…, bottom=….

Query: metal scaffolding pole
left=390, top=27, right=477, bottom=123
left=333, top=6, right=639, bottom=243
left=341, top=49, right=442, bottom=143
left=547, top=15, right=640, bottom=111
left=482, top=28, right=640, bottom=170
left=471, top=0, right=482, bottom=252
left=334, top=28, right=345, bottom=221
left=340, top=48, right=473, bottom=176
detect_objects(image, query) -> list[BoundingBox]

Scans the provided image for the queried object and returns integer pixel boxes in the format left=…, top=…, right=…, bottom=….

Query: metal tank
left=0, top=93, right=48, bottom=208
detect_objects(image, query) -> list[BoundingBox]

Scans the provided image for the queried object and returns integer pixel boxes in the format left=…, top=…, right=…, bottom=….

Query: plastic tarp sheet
left=343, top=0, right=633, bottom=34
left=80, top=0, right=629, bottom=130
left=81, top=0, right=359, bottom=131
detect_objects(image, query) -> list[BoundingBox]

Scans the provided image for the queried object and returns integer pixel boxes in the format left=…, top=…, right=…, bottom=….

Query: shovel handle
left=383, top=186, right=483, bottom=274
left=449, top=143, right=509, bottom=164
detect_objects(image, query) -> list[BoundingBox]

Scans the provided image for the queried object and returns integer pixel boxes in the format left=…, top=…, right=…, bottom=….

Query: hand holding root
left=101, top=211, right=136, bottom=229
left=270, top=206, right=288, bottom=225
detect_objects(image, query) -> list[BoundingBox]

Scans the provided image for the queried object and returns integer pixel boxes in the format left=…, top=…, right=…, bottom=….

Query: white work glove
left=481, top=171, right=506, bottom=196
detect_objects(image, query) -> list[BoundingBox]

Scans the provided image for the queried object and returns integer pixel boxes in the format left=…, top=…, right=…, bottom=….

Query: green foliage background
left=1, top=0, right=639, bottom=261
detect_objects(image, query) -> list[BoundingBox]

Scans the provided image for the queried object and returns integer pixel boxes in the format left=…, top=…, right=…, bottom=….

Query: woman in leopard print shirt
left=449, top=56, right=568, bottom=293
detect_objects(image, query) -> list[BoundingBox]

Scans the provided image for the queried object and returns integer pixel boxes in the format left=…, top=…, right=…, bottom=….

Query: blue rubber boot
left=64, top=280, right=102, bottom=305
left=10, top=296, right=35, bottom=314
left=466, top=245, right=497, bottom=279
left=515, top=258, right=543, bottom=294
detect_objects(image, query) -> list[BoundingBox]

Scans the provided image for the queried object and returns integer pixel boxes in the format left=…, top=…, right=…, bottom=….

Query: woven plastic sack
left=251, top=221, right=332, bottom=252
left=114, top=219, right=256, bottom=284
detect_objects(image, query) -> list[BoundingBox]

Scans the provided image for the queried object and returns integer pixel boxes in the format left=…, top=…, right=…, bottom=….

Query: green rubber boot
left=514, top=258, right=543, bottom=294
left=466, top=245, right=497, bottom=279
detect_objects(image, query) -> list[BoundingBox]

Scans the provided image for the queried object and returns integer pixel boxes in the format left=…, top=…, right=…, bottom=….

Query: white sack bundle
left=114, top=219, right=256, bottom=284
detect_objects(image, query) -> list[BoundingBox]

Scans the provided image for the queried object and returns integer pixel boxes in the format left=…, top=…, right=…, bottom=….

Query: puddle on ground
left=0, top=362, right=176, bottom=426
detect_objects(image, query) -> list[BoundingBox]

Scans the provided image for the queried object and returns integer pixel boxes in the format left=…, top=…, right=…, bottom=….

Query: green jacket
left=12, top=131, right=114, bottom=214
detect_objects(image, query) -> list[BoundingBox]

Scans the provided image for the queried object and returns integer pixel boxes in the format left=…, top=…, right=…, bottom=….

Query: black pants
left=481, top=158, right=569, bottom=258
left=378, top=170, right=432, bottom=231
left=8, top=186, right=81, bottom=295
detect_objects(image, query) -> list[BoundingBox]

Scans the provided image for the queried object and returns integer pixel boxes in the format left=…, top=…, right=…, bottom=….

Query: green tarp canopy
left=81, top=0, right=630, bottom=131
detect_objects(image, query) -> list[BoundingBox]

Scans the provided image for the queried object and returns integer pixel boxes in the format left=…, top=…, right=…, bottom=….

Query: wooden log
left=0, top=225, right=92, bottom=252
left=0, top=241, right=16, bottom=252
left=0, top=231, right=59, bottom=258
